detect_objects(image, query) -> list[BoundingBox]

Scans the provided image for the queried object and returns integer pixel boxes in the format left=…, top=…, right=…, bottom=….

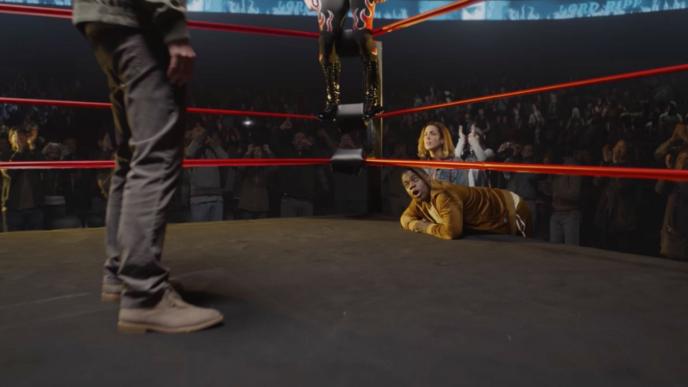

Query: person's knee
left=318, top=32, right=339, bottom=65
left=351, top=29, right=376, bottom=61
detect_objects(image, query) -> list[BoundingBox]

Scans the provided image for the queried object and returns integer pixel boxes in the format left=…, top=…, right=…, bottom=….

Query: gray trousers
left=280, top=197, right=314, bottom=218
left=189, top=195, right=224, bottom=222
left=550, top=210, right=581, bottom=246
left=85, top=24, right=186, bottom=308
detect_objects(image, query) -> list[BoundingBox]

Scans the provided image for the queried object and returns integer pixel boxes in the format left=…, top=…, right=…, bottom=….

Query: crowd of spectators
left=391, top=76, right=688, bottom=259
left=1, top=73, right=687, bottom=260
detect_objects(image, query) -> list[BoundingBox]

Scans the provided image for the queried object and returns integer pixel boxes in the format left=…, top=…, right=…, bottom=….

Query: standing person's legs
left=515, top=199, right=534, bottom=237
left=6, top=210, right=24, bottom=231
left=209, top=196, right=224, bottom=221
left=316, top=0, right=347, bottom=60
left=86, top=24, right=135, bottom=300
left=190, top=197, right=211, bottom=222
left=350, top=0, right=382, bottom=118
left=86, top=25, right=178, bottom=304
left=280, top=197, right=297, bottom=217
left=85, top=24, right=222, bottom=332
left=26, top=207, right=44, bottom=230
left=300, top=199, right=315, bottom=217
left=525, top=200, right=537, bottom=234
left=563, top=210, right=581, bottom=246
left=550, top=212, right=564, bottom=244
left=316, top=0, right=347, bottom=120
left=111, top=33, right=184, bottom=309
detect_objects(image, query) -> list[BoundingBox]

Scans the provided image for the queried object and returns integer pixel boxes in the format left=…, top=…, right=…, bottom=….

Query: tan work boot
left=117, top=287, right=223, bottom=334
left=101, top=280, right=123, bottom=303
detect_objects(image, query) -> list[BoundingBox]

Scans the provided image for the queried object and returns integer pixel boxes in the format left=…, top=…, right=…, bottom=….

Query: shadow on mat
left=174, top=287, right=233, bottom=306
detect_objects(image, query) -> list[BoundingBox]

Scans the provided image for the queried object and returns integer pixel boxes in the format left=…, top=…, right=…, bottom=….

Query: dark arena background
left=1, top=1, right=687, bottom=386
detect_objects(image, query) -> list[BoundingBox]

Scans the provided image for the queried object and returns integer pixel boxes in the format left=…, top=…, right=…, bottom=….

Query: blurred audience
left=2, top=72, right=688, bottom=261
left=185, top=122, right=229, bottom=222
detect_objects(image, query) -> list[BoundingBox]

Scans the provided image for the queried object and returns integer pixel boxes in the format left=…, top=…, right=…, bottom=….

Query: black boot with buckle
left=363, top=59, right=383, bottom=120
left=318, top=60, right=341, bottom=121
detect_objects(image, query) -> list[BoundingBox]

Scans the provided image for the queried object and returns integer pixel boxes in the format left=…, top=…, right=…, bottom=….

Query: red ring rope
left=366, top=159, right=688, bottom=181
left=0, top=97, right=317, bottom=121
left=4, top=63, right=688, bottom=122
left=2, top=158, right=687, bottom=181
left=1, top=2, right=685, bottom=182
left=380, top=63, right=688, bottom=118
left=0, top=158, right=330, bottom=170
left=0, top=1, right=480, bottom=39
left=0, top=4, right=319, bottom=39
left=373, top=0, right=483, bottom=36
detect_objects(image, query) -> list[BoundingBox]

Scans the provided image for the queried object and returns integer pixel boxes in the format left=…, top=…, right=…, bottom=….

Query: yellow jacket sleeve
left=400, top=201, right=423, bottom=232
left=425, top=193, right=463, bottom=240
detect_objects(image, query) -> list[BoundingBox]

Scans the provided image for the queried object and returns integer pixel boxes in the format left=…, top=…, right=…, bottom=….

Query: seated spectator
left=185, top=122, right=229, bottom=222
left=400, top=168, right=532, bottom=240
left=417, top=121, right=462, bottom=184
left=4, top=126, right=44, bottom=231
left=454, top=124, right=492, bottom=187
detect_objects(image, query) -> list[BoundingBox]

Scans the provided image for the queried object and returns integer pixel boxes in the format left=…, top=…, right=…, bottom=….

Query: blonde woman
left=417, top=121, right=462, bottom=185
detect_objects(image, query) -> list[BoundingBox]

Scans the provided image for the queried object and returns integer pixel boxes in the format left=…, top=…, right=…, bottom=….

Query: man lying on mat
left=400, top=168, right=533, bottom=240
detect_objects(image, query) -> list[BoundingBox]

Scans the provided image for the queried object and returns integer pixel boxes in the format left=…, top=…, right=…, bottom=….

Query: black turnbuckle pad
left=336, top=103, right=364, bottom=121
left=331, top=148, right=365, bottom=175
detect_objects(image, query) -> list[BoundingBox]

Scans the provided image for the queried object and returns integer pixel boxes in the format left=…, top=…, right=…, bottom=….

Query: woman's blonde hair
left=8, top=127, right=26, bottom=152
left=417, top=121, right=455, bottom=160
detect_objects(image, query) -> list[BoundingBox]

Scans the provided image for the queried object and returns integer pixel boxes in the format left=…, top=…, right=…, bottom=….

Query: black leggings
left=314, top=0, right=377, bottom=65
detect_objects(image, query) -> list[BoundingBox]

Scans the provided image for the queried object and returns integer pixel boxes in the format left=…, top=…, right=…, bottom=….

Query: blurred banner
left=0, top=0, right=686, bottom=20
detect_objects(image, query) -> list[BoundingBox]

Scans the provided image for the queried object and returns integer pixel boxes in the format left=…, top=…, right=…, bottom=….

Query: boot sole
left=117, top=315, right=224, bottom=334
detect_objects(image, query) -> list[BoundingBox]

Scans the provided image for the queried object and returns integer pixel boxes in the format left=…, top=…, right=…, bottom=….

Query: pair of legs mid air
left=310, top=0, right=384, bottom=120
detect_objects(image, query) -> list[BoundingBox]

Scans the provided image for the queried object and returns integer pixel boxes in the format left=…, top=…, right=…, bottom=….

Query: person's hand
left=280, top=118, right=293, bottom=130
left=602, top=144, right=612, bottom=163
left=675, top=151, right=688, bottom=170
left=665, top=153, right=674, bottom=169
left=207, top=134, right=220, bottom=148
left=167, top=39, right=196, bottom=86
left=191, top=125, right=205, bottom=140
left=458, top=125, right=466, bottom=141
left=671, top=124, right=688, bottom=144
left=467, top=125, right=480, bottom=146
left=412, top=220, right=431, bottom=233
